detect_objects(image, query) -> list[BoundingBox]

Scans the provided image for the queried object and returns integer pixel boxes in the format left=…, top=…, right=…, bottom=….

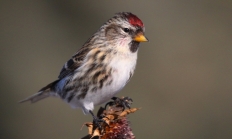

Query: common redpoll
left=20, top=12, right=148, bottom=115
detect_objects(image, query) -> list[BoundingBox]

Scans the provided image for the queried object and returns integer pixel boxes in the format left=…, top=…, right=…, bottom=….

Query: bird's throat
left=129, top=41, right=140, bottom=53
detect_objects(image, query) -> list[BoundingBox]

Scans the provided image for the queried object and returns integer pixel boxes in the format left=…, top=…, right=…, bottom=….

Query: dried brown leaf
left=119, top=108, right=140, bottom=117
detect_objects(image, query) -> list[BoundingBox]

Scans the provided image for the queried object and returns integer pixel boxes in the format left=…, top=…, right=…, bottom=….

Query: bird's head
left=100, top=12, right=148, bottom=53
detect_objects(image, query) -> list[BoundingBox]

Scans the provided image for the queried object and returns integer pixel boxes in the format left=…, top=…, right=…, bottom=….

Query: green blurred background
left=1, top=1, right=232, bottom=139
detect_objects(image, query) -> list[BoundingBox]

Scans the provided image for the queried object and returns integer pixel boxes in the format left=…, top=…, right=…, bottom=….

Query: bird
left=20, top=12, right=148, bottom=116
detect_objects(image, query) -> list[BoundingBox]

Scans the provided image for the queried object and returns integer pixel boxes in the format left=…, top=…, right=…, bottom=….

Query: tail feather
left=19, top=80, right=59, bottom=103
left=19, top=91, right=50, bottom=103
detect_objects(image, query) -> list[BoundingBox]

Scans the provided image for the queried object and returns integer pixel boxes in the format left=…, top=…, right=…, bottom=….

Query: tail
left=19, top=80, right=59, bottom=103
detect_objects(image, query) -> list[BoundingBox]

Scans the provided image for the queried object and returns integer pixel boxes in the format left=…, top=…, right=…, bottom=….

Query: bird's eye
left=123, top=28, right=130, bottom=33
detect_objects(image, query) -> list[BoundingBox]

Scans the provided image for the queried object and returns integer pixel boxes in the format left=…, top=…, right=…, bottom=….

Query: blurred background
left=1, top=0, right=232, bottom=139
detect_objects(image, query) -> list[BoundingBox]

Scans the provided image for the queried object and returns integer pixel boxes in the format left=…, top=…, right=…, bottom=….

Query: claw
left=104, top=96, right=133, bottom=111
left=89, top=110, right=107, bottom=131
left=124, top=96, right=133, bottom=102
left=104, top=101, right=114, bottom=109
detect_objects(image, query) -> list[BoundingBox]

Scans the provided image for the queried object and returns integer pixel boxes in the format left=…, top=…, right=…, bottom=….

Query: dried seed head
left=82, top=102, right=139, bottom=139
left=101, top=117, right=135, bottom=139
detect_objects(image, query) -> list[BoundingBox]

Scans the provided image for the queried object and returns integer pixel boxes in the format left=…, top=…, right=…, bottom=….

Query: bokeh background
left=1, top=1, right=232, bottom=139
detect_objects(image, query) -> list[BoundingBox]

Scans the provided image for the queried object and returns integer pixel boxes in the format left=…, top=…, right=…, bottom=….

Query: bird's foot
left=105, top=96, right=133, bottom=111
left=89, top=110, right=107, bottom=131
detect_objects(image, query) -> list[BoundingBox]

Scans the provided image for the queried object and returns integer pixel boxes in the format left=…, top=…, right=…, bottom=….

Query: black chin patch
left=130, top=41, right=140, bottom=53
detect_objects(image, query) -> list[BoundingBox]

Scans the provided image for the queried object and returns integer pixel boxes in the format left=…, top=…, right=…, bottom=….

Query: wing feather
left=58, top=46, right=90, bottom=79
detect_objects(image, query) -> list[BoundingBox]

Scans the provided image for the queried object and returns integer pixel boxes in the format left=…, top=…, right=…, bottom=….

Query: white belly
left=68, top=52, right=138, bottom=114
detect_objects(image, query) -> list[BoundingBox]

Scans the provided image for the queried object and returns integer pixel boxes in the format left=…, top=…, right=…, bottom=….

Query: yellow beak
left=133, top=33, right=149, bottom=42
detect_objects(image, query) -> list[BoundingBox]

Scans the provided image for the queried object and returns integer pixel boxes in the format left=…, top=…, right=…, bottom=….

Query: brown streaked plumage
left=20, top=12, right=148, bottom=115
